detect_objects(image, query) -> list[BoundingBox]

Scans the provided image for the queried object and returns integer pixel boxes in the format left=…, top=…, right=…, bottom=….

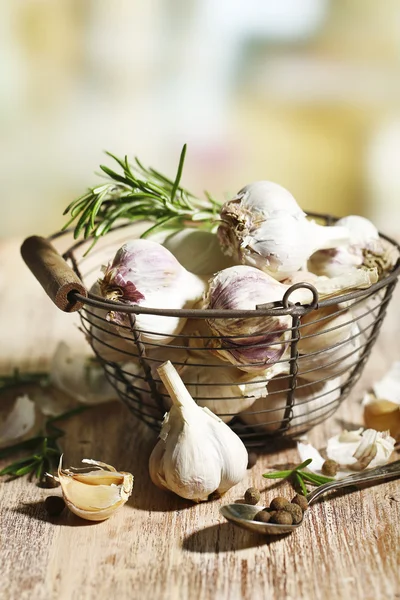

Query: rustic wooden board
left=1, top=238, right=399, bottom=600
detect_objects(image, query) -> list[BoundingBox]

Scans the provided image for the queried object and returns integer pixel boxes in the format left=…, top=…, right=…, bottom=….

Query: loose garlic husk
left=204, top=265, right=376, bottom=372
left=149, top=361, right=248, bottom=502
left=240, top=375, right=341, bottom=433
left=56, top=458, right=134, bottom=521
left=217, top=181, right=351, bottom=280
left=98, top=239, right=206, bottom=345
left=308, top=215, right=396, bottom=278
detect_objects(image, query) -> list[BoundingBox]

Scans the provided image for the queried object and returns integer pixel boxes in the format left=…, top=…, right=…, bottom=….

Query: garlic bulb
left=50, top=342, right=117, bottom=405
left=149, top=361, right=248, bottom=501
left=56, top=458, right=134, bottom=521
left=297, top=305, right=353, bottom=356
left=240, top=376, right=340, bottom=432
left=161, top=349, right=287, bottom=423
left=204, top=265, right=376, bottom=372
left=217, top=181, right=351, bottom=280
left=308, top=215, right=395, bottom=278
left=297, top=322, right=361, bottom=382
left=87, top=282, right=140, bottom=363
left=98, top=239, right=206, bottom=344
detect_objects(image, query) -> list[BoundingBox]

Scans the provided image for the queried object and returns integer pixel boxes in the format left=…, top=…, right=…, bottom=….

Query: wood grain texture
left=1, top=238, right=399, bottom=600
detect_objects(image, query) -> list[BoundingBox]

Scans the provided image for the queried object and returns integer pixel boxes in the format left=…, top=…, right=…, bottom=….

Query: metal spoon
left=220, top=459, right=400, bottom=535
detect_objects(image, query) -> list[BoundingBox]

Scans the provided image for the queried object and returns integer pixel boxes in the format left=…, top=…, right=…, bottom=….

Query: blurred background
left=1, top=0, right=400, bottom=239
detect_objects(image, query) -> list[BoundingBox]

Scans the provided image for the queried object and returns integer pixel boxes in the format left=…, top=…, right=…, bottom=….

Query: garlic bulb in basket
left=297, top=322, right=361, bottom=382
left=240, top=376, right=341, bottom=432
left=217, top=181, right=351, bottom=280
left=86, top=282, right=140, bottom=363
left=149, top=361, right=248, bottom=501
left=297, top=305, right=353, bottom=356
left=98, top=239, right=206, bottom=345
left=308, top=215, right=395, bottom=278
left=204, top=265, right=377, bottom=372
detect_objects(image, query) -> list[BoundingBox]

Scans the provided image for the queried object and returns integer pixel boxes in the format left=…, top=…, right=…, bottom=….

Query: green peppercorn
left=244, top=487, right=261, bottom=505
left=254, top=510, right=271, bottom=523
left=44, top=496, right=65, bottom=517
left=283, top=503, right=303, bottom=524
left=322, top=459, right=339, bottom=477
left=270, top=496, right=290, bottom=511
left=270, top=510, right=293, bottom=525
left=291, top=493, right=309, bottom=512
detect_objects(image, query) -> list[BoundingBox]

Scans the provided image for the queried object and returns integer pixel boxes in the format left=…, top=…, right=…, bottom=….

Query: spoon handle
left=306, top=459, right=400, bottom=505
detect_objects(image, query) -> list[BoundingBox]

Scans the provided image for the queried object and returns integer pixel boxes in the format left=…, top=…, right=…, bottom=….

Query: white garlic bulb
left=297, top=305, right=354, bottom=356
left=204, top=265, right=377, bottom=372
left=240, top=376, right=341, bottom=433
left=297, top=323, right=361, bottom=382
left=98, top=239, right=206, bottom=344
left=57, top=458, right=134, bottom=521
left=149, top=361, right=248, bottom=502
left=218, top=181, right=351, bottom=280
left=308, top=215, right=395, bottom=278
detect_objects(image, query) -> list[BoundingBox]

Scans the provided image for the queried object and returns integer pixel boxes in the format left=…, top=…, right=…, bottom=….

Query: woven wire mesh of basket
left=50, top=216, right=400, bottom=448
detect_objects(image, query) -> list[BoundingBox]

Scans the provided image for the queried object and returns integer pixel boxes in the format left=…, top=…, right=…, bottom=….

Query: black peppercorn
left=254, top=510, right=271, bottom=523
left=283, top=503, right=303, bottom=524
left=291, top=493, right=309, bottom=512
left=244, top=487, right=261, bottom=505
left=45, top=496, right=65, bottom=517
left=270, top=510, right=293, bottom=525
left=322, top=459, right=339, bottom=477
left=270, top=496, right=289, bottom=511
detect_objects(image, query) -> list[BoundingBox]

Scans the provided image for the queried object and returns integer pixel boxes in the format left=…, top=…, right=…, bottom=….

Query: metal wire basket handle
left=20, top=235, right=87, bottom=312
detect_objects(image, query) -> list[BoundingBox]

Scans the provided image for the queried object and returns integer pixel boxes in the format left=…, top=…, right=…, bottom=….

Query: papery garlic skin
left=50, top=342, right=117, bottom=405
left=240, top=376, right=340, bottom=433
left=98, top=239, right=206, bottom=344
left=57, top=458, right=133, bottom=521
left=218, top=181, right=351, bottom=280
left=0, top=395, right=37, bottom=447
left=326, top=428, right=395, bottom=470
left=149, top=361, right=248, bottom=502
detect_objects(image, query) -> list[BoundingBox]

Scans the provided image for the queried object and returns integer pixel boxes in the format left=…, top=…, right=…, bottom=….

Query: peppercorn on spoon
left=220, top=459, right=400, bottom=535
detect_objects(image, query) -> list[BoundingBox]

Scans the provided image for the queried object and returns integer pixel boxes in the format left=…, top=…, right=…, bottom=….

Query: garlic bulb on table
left=308, top=215, right=395, bottom=278
left=217, top=181, right=351, bottom=281
left=149, top=361, right=248, bottom=502
left=98, top=239, right=206, bottom=345
left=240, top=376, right=341, bottom=433
left=204, top=265, right=376, bottom=372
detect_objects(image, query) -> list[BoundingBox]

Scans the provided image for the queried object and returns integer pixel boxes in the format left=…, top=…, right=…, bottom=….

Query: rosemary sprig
left=0, top=406, right=89, bottom=481
left=0, top=368, right=48, bottom=393
left=263, top=459, right=334, bottom=495
left=62, top=144, right=221, bottom=254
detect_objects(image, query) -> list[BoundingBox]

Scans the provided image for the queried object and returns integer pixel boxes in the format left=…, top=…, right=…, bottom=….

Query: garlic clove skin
left=149, top=361, right=248, bottom=502
left=217, top=181, right=351, bottom=280
left=98, top=239, right=206, bottom=344
left=0, top=394, right=37, bottom=447
left=57, top=458, right=133, bottom=521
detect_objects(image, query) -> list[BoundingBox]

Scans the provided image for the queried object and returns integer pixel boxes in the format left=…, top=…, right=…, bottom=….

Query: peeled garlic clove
left=99, top=239, right=206, bottom=344
left=50, top=342, right=117, bottom=405
left=149, top=361, right=248, bottom=502
left=218, top=181, right=351, bottom=280
left=57, top=458, right=133, bottom=521
left=240, top=376, right=340, bottom=433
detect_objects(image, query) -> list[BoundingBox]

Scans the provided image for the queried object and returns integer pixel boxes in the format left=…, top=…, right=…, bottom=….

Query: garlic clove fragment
left=57, top=458, right=134, bottom=521
left=149, top=361, right=248, bottom=502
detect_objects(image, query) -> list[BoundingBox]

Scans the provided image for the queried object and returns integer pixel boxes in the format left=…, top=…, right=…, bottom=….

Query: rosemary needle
left=262, top=458, right=334, bottom=496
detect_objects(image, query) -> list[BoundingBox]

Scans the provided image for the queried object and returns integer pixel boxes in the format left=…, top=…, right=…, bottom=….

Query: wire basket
left=21, top=214, right=400, bottom=448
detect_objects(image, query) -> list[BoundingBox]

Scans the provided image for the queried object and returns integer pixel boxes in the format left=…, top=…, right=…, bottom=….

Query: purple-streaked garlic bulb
left=97, top=239, right=206, bottom=345
left=217, top=181, right=351, bottom=281
left=204, top=265, right=377, bottom=373
left=308, top=215, right=395, bottom=278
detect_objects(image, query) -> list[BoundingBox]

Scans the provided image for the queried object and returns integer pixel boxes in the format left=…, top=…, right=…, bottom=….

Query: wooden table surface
left=1, top=237, right=400, bottom=600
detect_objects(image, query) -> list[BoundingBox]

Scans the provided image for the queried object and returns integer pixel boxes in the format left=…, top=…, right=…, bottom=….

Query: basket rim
left=51, top=212, right=400, bottom=318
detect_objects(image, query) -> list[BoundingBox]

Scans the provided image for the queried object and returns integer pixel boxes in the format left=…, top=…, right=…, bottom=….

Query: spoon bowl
left=220, top=459, right=400, bottom=535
